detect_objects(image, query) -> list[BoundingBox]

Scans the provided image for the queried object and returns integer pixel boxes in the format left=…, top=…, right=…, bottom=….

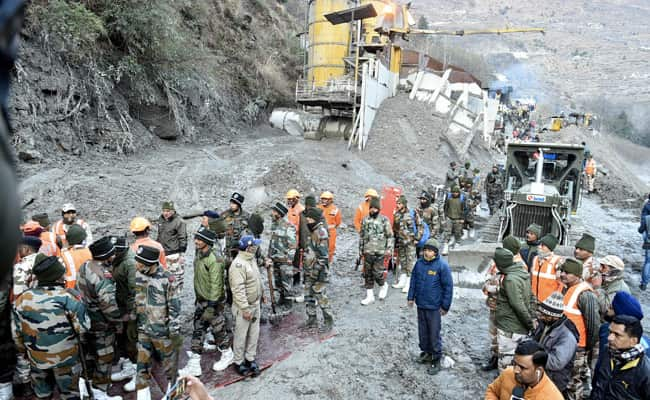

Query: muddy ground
left=16, top=121, right=650, bottom=399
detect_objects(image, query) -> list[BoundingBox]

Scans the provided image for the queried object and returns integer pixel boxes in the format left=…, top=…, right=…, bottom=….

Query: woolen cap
left=560, top=257, right=583, bottom=276
left=502, top=235, right=521, bottom=255
left=600, top=255, right=624, bottom=271
left=526, top=223, right=542, bottom=238
left=539, top=291, right=565, bottom=318
left=21, top=235, right=42, bottom=250
left=540, top=234, right=558, bottom=251
left=271, top=202, right=288, bottom=217
left=494, top=248, right=514, bottom=269
left=89, top=237, right=115, bottom=260
left=162, top=201, right=175, bottom=211
left=423, top=239, right=439, bottom=252
left=31, top=213, right=50, bottom=228
left=194, top=226, right=217, bottom=245
left=369, top=197, right=381, bottom=210
left=575, top=233, right=596, bottom=253
left=305, top=195, right=317, bottom=208
left=135, top=245, right=160, bottom=266
left=304, top=207, right=322, bottom=221
left=66, top=224, right=87, bottom=246
left=611, top=292, right=644, bottom=320
left=33, top=254, right=66, bottom=283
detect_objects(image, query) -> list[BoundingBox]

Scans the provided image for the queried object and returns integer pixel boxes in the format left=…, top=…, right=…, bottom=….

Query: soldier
left=109, top=236, right=137, bottom=389
left=392, top=196, right=419, bottom=293
left=293, top=195, right=323, bottom=302
left=574, top=233, right=598, bottom=284
left=229, top=235, right=264, bottom=376
left=318, top=191, right=341, bottom=263
left=12, top=254, right=90, bottom=400
left=266, top=202, right=297, bottom=307
left=520, top=223, right=542, bottom=269
left=485, top=165, right=505, bottom=216
left=134, top=245, right=182, bottom=400
left=76, top=237, right=122, bottom=397
left=464, top=188, right=482, bottom=239
left=359, top=197, right=394, bottom=305
left=52, top=203, right=93, bottom=248
left=12, top=235, right=41, bottom=298
left=156, top=201, right=188, bottom=292
left=354, top=189, right=379, bottom=232
left=472, top=168, right=482, bottom=192
left=445, top=162, right=460, bottom=189
left=444, top=186, right=466, bottom=249
left=417, top=191, right=444, bottom=243
left=460, top=161, right=472, bottom=187
left=221, top=192, right=250, bottom=263
left=302, top=208, right=334, bottom=332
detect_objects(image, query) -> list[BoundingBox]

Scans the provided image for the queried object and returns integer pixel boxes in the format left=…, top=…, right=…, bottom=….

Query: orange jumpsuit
left=354, top=200, right=371, bottom=232
left=318, top=203, right=342, bottom=262
left=287, top=203, right=305, bottom=236
left=60, top=245, right=92, bottom=289
left=131, top=237, right=167, bottom=269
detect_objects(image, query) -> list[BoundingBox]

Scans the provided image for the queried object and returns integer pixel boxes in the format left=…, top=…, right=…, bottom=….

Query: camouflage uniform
left=12, top=285, right=90, bottom=400
left=221, top=208, right=250, bottom=263
left=417, top=203, right=444, bottom=240
left=393, top=208, right=417, bottom=276
left=76, top=260, right=121, bottom=386
left=464, top=191, right=482, bottom=230
left=267, top=216, right=297, bottom=303
left=12, top=253, right=38, bottom=299
left=485, top=172, right=504, bottom=216
left=112, top=249, right=137, bottom=361
left=303, top=222, right=331, bottom=319
left=359, top=214, right=394, bottom=289
left=444, top=194, right=467, bottom=242
left=135, top=263, right=181, bottom=390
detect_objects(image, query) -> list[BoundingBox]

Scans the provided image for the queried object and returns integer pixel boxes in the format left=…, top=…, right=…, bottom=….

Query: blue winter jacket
left=407, top=255, right=453, bottom=311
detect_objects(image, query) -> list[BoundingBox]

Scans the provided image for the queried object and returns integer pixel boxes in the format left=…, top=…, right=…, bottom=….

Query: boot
left=123, top=375, right=136, bottom=392
left=401, top=276, right=411, bottom=293
left=378, top=282, right=389, bottom=300
left=392, top=274, right=407, bottom=289
left=469, top=228, right=476, bottom=239
left=178, top=351, right=202, bottom=377
left=417, top=352, right=433, bottom=364
left=321, top=310, right=334, bottom=333
left=304, top=314, right=318, bottom=328
left=481, top=355, right=498, bottom=371
left=248, top=360, right=261, bottom=377
left=461, top=229, right=469, bottom=240
left=89, top=386, right=122, bottom=400
left=203, top=331, right=216, bottom=351
left=448, top=237, right=456, bottom=248
left=236, top=362, right=251, bottom=376
left=360, top=289, right=375, bottom=305
left=13, top=382, right=33, bottom=398
left=427, top=358, right=441, bottom=375
left=111, top=358, right=136, bottom=381
left=212, top=347, right=234, bottom=372
left=136, top=386, right=151, bottom=400
left=294, top=294, right=305, bottom=303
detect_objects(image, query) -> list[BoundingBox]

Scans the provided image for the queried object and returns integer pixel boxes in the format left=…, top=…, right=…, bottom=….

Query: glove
left=203, top=210, right=220, bottom=219
left=171, top=334, right=183, bottom=349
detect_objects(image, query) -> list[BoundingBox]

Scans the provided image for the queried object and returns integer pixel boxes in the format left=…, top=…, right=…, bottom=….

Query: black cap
left=109, top=236, right=129, bottom=250
left=135, top=245, right=160, bottom=266
left=194, top=227, right=217, bottom=245
left=21, top=235, right=42, bottom=250
left=272, top=202, right=288, bottom=217
left=89, top=237, right=116, bottom=260
left=230, top=192, right=245, bottom=206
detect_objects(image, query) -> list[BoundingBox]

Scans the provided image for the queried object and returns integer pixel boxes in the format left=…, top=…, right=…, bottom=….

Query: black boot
left=248, top=360, right=261, bottom=377
left=481, top=355, right=498, bottom=371
left=417, top=352, right=433, bottom=364
left=236, top=362, right=251, bottom=376
left=304, top=314, right=318, bottom=328
left=427, top=358, right=441, bottom=375
left=320, top=310, right=334, bottom=333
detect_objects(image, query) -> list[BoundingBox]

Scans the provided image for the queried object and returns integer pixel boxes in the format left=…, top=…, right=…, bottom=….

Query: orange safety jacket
left=354, top=200, right=371, bottom=232
left=52, top=219, right=91, bottom=247
left=60, top=246, right=92, bottom=289
left=318, top=203, right=341, bottom=261
left=585, top=159, right=596, bottom=176
left=131, top=237, right=167, bottom=269
left=531, top=254, right=563, bottom=302
left=39, top=231, right=61, bottom=257
left=564, top=281, right=593, bottom=348
left=287, top=203, right=304, bottom=237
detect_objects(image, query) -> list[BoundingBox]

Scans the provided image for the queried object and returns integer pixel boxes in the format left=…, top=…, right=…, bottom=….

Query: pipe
left=535, top=147, right=544, bottom=184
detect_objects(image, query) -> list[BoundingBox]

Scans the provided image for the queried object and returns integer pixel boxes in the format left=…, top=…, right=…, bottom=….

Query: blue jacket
left=407, top=255, right=453, bottom=311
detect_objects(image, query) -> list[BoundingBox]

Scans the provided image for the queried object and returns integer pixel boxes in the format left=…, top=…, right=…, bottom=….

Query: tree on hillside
left=417, top=15, right=429, bottom=29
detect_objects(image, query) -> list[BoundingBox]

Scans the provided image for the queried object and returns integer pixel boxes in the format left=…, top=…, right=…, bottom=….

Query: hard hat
left=130, top=217, right=151, bottom=233
left=62, top=203, right=76, bottom=213
left=286, top=189, right=301, bottom=199
left=22, top=220, right=44, bottom=235
left=364, top=188, right=378, bottom=198
left=320, top=191, right=334, bottom=200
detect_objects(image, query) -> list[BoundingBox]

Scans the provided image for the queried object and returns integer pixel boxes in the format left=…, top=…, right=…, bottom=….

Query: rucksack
left=409, top=209, right=430, bottom=248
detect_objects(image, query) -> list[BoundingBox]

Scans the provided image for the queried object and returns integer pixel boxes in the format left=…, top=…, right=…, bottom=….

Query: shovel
left=266, top=263, right=289, bottom=325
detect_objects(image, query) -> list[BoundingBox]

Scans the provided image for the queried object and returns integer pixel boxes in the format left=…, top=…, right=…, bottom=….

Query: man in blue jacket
left=407, top=239, right=453, bottom=375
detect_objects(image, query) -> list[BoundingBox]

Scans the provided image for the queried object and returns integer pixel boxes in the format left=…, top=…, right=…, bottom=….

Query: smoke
left=489, top=60, right=548, bottom=106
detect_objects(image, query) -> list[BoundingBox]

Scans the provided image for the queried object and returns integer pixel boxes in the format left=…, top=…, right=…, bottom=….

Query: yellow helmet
left=364, top=188, right=379, bottom=198
left=320, top=191, right=334, bottom=200
left=130, top=217, right=151, bottom=233
left=286, top=189, right=301, bottom=199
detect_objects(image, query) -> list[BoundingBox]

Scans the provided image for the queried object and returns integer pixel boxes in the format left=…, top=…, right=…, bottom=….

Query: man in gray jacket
left=157, top=201, right=188, bottom=291
left=532, top=291, right=579, bottom=396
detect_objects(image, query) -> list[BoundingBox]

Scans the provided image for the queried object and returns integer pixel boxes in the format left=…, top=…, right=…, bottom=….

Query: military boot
left=321, top=310, right=334, bottom=333
left=427, top=358, right=441, bottom=375
left=417, top=352, right=433, bottom=364
left=304, top=314, right=318, bottom=328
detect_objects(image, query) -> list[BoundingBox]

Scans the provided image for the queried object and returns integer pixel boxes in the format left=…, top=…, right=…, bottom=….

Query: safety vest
left=131, top=237, right=168, bottom=269
left=354, top=201, right=371, bottom=232
left=531, top=254, right=563, bottom=302
left=564, top=281, right=593, bottom=348
left=585, top=159, right=596, bottom=176
left=39, top=231, right=61, bottom=257
left=52, top=219, right=90, bottom=247
left=318, top=204, right=341, bottom=231
left=287, top=203, right=304, bottom=229
left=61, top=246, right=92, bottom=289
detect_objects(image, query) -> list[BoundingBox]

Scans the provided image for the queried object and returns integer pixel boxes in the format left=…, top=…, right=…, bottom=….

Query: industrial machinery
left=498, top=142, right=585, bottom=245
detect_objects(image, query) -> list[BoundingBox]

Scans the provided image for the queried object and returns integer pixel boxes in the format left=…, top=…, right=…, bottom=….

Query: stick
left=65, top=312, right=94, bottom=400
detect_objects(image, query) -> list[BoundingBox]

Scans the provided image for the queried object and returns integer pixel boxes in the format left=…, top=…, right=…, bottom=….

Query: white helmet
left=62, top=203, right=76, bottom=213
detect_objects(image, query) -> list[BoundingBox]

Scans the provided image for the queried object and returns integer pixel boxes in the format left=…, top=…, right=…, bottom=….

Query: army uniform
left=417, top=202, right=444, bottom=240
left=464, top=190, right=482, bottom=233
left=303, top=219, right=333, bottom=326
left=393, top=207, right=418, bottom=278
left=111, top=240, right=137, bottom=363
left=222, top=208, right=250, bottom=263
left=359, top=213, right=394, bottom=289
left=445, top=165, right=460, bottom=189
left=485, top=171, right=504, bottom=216
left=12, top=252, right=38, bottom=299
left=444, top=189, right=467, bottom=243
left=267, top=210, right=297, bottom=304
left=134, top=247, right=181, bottom=392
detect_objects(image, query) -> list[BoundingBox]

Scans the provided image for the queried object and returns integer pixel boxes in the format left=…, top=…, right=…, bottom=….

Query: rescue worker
left=133, top=245, right=182, bottom=400
left=530, top=234, right=562, bottom=303
left=230, top=235, right=264, bottom=377
left=444, top=186, right=466, bottom=249
left=359, top=197, right=394, bottom=305
left=12, top=235, right=42, bottom=299
left=265, top=202, right=297, bottom=307
left=76, top=237, right=122, bottom=397
left=392, top=195, right=419, bottom=293
left=598, top=255, right=630, bottom=315
left=584, top=153, right=597, bottom=194
left=302, top=208, right=333, bottom=332
left=558, top=258, right=600, bottom=400
left=445, top=162, right=460, bottom=189
left=354, top=188, right=379, bottom=232
left=109, top=236, right=137, bottom=389
left=464, top=188, right=481, bottom=239
left=416, top=191, right=443, bottom=257
left=59, top=224, right=92, bottom=289
left=22, top=220, right=59, bottom=257
left=31, top=213, right=61, bottom=256
left=485, top=165, right=505, bottom=216
left=460, top=161, right=472, bottom=187
left=52, top=203, right=93, bottom=248
left=318, top=191, right=341, bottom=263
left=179, top=227, right=232, bottom=377
left=156, top=201, right=188, bottom=292
left=285, top=189, right=304, bottom=230
left=12, top=255, right=90, bottom=400
left=129, top=217, right=167, bottom=269
left=574, top=233, right=598, bottom=284
left=520, top=223, right=542, bottom=269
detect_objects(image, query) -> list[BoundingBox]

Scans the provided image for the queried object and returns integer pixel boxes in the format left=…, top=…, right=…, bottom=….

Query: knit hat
left=230, top=192, right=244, bottom=206
left=464, top=162, right=471, bottom=168
left=611, top=292, right=644, bottom=320
left=575, top=233, right=596, bottom=253
left=162, top=201, right=175, bottom=211
left=271, top=202, right=288, bottom=217
left=21, top=235, right=42, bottom=251
left=66, top=224, right=87, bottom=246
left=304, top=207, right=322, bottom=221
left=109, top=236, right=129, bottom=250
left=135, top=245, right=160, bottom=266
left=451, top=185, right=460, bottom=193
left=526, top=223, right=542, bottom=238
left=600, top=255, right=624, bottom=271
left=369, top=197, right=381, bottom=210
left=305, top=195, right=317, bottom=208
left=33, top=254, right=66, bottom=284
left=31, top=213, right=50, bottom=228
left=397, top=195, right=407, bottom=206
left=423, top=239, right=439, bottom=252
left=238, top=235, right=262, bottom=250
left=502, top=235, right=521, bottom=255
left=538, top=291, right=565, bottom=318
left=89, top=237, right=115, bottom=260
left=494, top=248, right=514, bottom=269
left=194, top=226, right=217, bottom=245
left=418, top=191, right=431, bottom=201
left=540, top=234, right=558, bottom=251
left=560, top=257, right=583, bottom=276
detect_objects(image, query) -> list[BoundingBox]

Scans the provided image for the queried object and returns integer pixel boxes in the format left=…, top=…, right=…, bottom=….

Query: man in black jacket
left=591, top=315, right=650, bottom=399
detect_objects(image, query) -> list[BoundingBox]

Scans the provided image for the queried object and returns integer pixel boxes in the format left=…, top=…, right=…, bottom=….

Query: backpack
left=409, top=209, right=430, bottom=248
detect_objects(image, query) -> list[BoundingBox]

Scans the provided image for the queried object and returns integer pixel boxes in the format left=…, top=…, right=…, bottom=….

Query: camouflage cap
left=162, top=201, right=175, bottom=211
left=397, top=195, right=407, bottom=206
